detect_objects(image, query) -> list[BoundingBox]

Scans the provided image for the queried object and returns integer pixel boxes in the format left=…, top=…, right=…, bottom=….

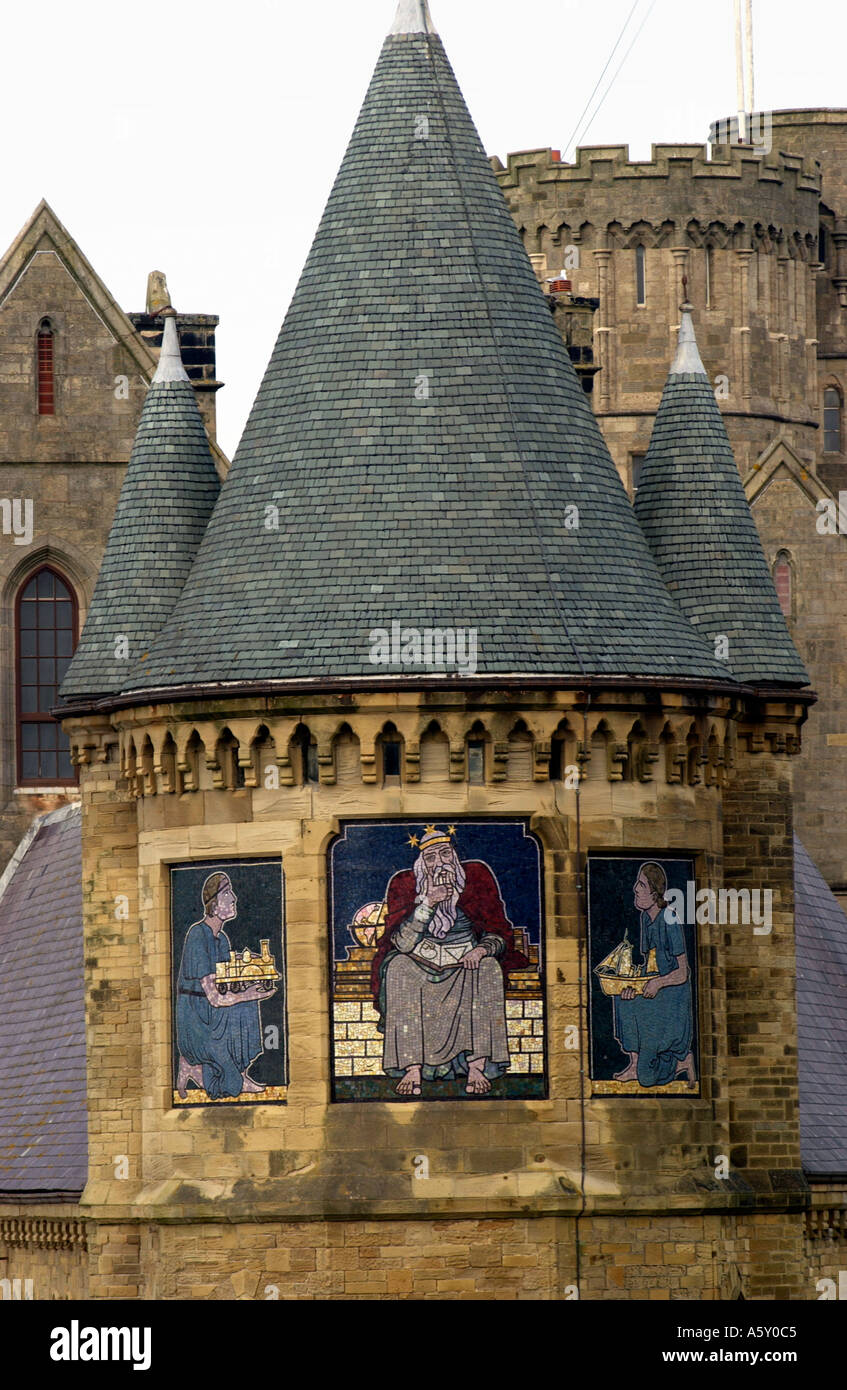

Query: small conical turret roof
left=121, top=3, right=729, bottom=695
left=635, top=304, right=809, bottom=686
left=60, top=312, right=221, bottom=700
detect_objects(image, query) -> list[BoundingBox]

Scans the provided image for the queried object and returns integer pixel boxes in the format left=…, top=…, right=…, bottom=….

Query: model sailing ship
left=594, top=936, right=659, bottom=996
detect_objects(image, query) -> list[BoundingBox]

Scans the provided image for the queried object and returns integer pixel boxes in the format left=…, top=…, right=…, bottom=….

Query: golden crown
left=407, top=823, right=457, bottom=849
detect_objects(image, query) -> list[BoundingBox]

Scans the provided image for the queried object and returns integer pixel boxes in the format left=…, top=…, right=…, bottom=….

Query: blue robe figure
left=613, top=905, right=694, bottom=1087
left=172, top=867, right=262, bottom=1106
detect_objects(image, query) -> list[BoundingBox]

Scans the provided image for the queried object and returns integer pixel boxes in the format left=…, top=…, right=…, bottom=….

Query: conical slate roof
left=634, top=305, right=809, bottom=687
left=60, top=313, right=220, bottom=700
left=119, top=2, right=730, bottom=695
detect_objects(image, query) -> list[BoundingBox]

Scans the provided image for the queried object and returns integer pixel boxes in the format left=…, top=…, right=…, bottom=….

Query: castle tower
left=494, top=141, right=822, bottom=486
left=57, top=0, right=814, bottom=1301
left=495, top=120, right=847, bottom=899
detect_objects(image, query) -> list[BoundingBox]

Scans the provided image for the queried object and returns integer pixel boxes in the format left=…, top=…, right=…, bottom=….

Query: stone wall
left=805, top=1189, right=847, bottom=1296
left=65, top=1208, right=812, bottom=1301
left=749, top=453, right=847, bottom=888
left=47, top=687, right=831, bottom=1299
left=722, top=751, right=802, bottom=1173
left=0, top=1210, right=87, bottom=1300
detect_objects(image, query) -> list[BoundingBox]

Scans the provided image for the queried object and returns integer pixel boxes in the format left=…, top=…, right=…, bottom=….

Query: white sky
left=2, top=0, right=845, bottom=458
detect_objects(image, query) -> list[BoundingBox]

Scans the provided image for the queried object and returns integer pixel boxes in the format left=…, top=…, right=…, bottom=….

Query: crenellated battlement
left=493, top=142, right=821, bottom=195
left=494, top=140, right=821, bottom=255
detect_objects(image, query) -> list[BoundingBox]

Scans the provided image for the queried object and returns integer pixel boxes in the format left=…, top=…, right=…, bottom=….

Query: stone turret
left=635, top=303, right=809, bottom=686
left=96, top=3, right=730, bottom=696
left=55, top=0, right=814, bottom=1303
left=59, top=310, right=220, bottom=700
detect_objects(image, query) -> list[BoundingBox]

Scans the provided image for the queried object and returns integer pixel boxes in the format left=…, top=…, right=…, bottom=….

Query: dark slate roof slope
left=0, top=805, right=86, bottom=1197
left=635, top=306, right=808, bottom=686
left=121, top=6, right=730, bottom=692
left=60, top=312, right=220, bottom=701
left=795, top=835, right=847, bottom=1178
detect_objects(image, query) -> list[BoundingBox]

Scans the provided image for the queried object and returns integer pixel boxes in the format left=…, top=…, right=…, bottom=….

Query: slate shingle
left=114, top=21, right=730, bottom=692
left=0, top=806, right=86, bottom=1196
left=795, top=835, right=847, bottom=1177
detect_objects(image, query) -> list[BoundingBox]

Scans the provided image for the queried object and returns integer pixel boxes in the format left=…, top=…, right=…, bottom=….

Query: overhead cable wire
left=563, top=0, right=641, bottom=160
left=571, top=0, right=658, bottom=153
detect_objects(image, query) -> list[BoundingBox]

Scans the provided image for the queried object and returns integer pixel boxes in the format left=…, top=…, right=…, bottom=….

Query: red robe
left=370, top=859, right=529, bottom=1008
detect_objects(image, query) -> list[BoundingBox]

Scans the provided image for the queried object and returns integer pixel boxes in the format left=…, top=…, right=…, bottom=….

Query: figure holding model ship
left=598, top=861, right=696, bottom=1088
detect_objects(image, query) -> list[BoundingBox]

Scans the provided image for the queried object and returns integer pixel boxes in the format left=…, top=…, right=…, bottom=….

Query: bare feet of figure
left=177, top=1055, right=202, bottom=1099
left=466, top=1058, right=491, bottom=1095
left=396, top=1065, right=422, bottom=1096
left=614, top=1053, right=638, bottom=1082
left=241, top=1071, right=266, bottom=1094
left=676, top=1053, right=697, bottom=1087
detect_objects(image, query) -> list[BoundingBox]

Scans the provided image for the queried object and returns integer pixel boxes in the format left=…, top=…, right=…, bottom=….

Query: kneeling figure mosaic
left=588, top=853, right=699, bottom=1096
left=171, top=858, right=287, bottom=1105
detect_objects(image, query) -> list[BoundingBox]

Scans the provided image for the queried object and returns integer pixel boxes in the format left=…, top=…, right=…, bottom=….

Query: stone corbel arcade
left=61, top=685, right=809, bottom=801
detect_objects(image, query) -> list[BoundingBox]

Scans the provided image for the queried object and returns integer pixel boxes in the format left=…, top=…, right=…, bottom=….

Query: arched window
left=466, top=721, right=488, bottom=784
left=705, top=245, right=716, bottom=309
left=292, top=724, right=318, bottom=784
left=635, top=244, right=647, bottom=306
left=773, top=552, right=793, bottom=620
left=630, top=452, right=646, bottom=494
left=16, top=566, right=77, bottom=784
left=377, top=722, right=403, bottom=785
left=36, top=319, right=55, bottom=416
left=824, top=387, right=842, bottom=453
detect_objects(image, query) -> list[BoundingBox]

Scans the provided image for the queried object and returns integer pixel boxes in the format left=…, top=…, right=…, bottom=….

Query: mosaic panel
left=587, top=854, right=700, bottom=1096
left=171, top=859, right=287, bottom=1105
left=329, top=820, right=546, bottom=1101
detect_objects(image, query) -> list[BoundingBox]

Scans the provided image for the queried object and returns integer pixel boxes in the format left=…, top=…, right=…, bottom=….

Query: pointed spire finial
left=152, top=308, right=190, bottom=384
left=670, top=300, right=707, bottom=376
left=390, top=0, right=434, bottom=35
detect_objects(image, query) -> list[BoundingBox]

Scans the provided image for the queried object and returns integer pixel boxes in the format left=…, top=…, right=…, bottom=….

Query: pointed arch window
left=292, top=724, right=318, bottom=784
left=773, top=552, right=794, bottom=621
left=36, top=319, right=55, bottom=415
left=705, top=245, right=716, bottom=309
left=635, top=244, right=647, bottom=306
left=824, top=387, right=842, bottom=453
left=16, top=566, right=78, bottom=784
left=377, top=723, right=403, bottom=785
left=630, top=452, right=646, bottom=494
